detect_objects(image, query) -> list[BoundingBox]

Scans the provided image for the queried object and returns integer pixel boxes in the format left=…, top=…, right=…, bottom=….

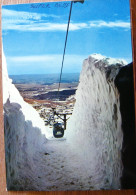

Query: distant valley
left=12, top=74, right=79, bottom=128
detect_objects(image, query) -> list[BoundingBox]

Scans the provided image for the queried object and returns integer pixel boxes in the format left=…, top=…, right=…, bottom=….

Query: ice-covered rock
left=2, top=49, right=47, bottom=190
left=3, top=49, right=128, bottom=190
left=66, top=54, right=126, bottom=189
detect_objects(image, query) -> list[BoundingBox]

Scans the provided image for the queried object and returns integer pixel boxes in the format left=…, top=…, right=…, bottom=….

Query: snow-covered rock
left=3, top=49, right=127, bottom=190
left=2, top=49, right=47, bottom=190
left=66, top=54, right=126, bottom=190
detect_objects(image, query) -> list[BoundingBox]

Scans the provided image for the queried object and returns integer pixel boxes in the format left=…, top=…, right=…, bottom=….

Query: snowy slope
left=66, top=54, right=126, bottom=189
left=2, top=50, right=47, bottom=190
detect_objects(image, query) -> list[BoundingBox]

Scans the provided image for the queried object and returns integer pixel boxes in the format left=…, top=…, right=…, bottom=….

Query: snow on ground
left=3, top=51, right=124, bottom=190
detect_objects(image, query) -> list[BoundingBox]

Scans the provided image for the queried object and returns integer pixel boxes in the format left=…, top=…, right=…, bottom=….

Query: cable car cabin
left=52, top=109, right=72, bottom=138
left=53, top=122, right=64, bottom=138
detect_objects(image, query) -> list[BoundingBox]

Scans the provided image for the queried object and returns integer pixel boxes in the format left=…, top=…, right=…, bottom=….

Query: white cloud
left=2, top=9, right=88, bottom=32
left=8, top=55, right=55, bottom=62
left=7, top=54, right=131, bottom=65
left=2, top=8, right=59, bottom=20
left=7, top=54, right=86, bottom=74
left=7, top=54, right=86, bottom=64
left=3, top=9, right=42, bottom=20
left=3, top=22, right=88, bottom=32
left=2, top=8, right=60, bottom=31
left=89, top=20, right=130, bottom=29
left=2, top=8, right=130, bottom=32
left=6, top=54, right=131, bottom=75
left=2, top=20, right=130, bottom=32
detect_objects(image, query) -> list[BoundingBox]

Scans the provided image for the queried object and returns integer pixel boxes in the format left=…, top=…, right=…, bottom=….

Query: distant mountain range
left=9, top=73, right=80, bottom=85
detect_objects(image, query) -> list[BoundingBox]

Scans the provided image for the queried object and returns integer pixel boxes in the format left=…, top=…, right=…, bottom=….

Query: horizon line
left=9, top=72, right=80, bottom=76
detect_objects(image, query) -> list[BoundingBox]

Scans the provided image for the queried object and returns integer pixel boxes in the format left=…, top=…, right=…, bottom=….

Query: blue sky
left=2, top=0, right=132, bottom=75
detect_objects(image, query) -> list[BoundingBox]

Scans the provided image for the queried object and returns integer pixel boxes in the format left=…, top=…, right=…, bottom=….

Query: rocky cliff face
left=66, top=54, right=126, bottom=189
left=115, top=63, right=136, bottom=189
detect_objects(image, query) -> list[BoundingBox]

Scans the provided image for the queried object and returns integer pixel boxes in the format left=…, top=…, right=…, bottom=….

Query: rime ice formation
left=3, top=50, right=126, bottom=190
left=66, top=54, right=126, bottom=189
left=2, top=50, right=47, bottom=190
